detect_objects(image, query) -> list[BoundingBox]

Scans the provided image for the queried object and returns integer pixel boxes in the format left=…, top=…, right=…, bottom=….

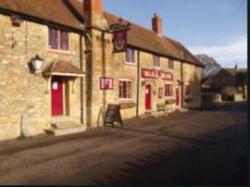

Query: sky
left=103, top=0, right=247, bottom=68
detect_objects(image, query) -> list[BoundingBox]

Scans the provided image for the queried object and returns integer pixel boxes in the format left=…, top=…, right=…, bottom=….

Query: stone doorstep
left=46, top=121, right=87, bottom=136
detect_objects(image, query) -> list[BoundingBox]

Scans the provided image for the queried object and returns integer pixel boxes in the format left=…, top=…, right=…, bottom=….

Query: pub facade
left=0, top=0, right=203, bottom=141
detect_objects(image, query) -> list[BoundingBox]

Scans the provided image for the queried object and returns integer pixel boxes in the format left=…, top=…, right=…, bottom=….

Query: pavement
left=0, top=101, right=247, bottom=185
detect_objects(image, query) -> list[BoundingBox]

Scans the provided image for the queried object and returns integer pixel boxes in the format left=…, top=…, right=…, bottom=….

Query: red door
left=51, top=77, right=64, bottom=116
left=145, top=84, right=152, bottom=110
left=176, top=87, right=179, bottom=106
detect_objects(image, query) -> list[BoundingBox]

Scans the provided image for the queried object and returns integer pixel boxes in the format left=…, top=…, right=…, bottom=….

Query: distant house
left=202, top=65, right=247, bottom=102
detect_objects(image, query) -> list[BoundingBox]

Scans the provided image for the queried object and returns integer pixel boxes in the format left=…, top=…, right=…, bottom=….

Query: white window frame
left=118, top=79, right=133, bottom=101
left=48, top=28, right=70, bottom=53
left=153, top=55, right=160, bottom=68
left=164, top=81, right=175, bottom=99
left=125, top=48, right=136, bottom=65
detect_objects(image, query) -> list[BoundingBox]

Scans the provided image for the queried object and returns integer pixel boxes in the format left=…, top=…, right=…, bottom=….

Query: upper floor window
left=168, top=59, right=174, bottom=69
left=49, top=28, right=69, bottom=51
left=153, top=55, right=160, bottom=67
left=165, top=84, right=174, bottom=97
left=125, top=48, right=135, bottom=63
left=119, top=80, right=132, bottom=99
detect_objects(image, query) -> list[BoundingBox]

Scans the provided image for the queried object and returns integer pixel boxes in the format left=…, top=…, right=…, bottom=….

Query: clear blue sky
left=103, top=0, right=247, bottom=68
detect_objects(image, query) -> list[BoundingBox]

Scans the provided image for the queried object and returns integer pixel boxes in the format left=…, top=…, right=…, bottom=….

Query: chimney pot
left=152, top=13, right=163, bottom=36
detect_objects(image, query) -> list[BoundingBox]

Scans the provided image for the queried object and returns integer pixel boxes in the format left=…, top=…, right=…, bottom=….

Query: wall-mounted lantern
left=31, top=55, right=44, bottom=73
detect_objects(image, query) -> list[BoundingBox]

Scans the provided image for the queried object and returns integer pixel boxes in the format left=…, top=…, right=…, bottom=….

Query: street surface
left=0, top=102, right=247, bottom=185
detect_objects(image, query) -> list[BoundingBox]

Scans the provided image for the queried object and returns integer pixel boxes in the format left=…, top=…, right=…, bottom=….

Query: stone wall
left=0, top=14, right=85, bottom=140
left=183, top=63, right=202, bottom=108
left=87, top=28, right=203, bottom=127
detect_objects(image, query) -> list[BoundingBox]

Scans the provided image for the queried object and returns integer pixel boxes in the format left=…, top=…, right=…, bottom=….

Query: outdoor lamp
left=31, top=55, right=44, bottom=72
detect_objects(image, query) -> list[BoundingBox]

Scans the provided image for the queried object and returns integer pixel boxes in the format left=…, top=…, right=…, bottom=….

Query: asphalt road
left=0, top=102, right=247, bottom=185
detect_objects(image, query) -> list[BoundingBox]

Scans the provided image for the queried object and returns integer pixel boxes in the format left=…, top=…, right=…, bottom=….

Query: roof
left=206, top=69, right=235, bottom=88
left=104, top=12, right=203, bottom=67
left=0, top=0, right=203, bottom=67
left=43, top=60, right=85, bottom=77
left=0, top=0, right=82, bottom=30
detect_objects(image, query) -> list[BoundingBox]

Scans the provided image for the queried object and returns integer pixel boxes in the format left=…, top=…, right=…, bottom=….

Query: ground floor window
left=158, top=88, right=163, bottom=98
left=119, top=80, right=132, bottom=99
left=185, top=84, right=191, bottom=96
left=165, top=84, right=174, bottom=97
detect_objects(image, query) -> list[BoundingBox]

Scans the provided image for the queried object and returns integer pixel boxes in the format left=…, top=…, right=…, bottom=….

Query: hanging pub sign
left=111, top=21, right=130, bottom=53
left=112, top=29, right=128, bottom=52
left=141, top=68, right=174, bottom=81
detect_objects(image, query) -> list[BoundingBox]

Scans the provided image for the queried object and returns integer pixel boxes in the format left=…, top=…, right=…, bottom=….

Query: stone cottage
left=0, top=0, right=204, bottom=141
left=202, top=65, right=247, bottom=103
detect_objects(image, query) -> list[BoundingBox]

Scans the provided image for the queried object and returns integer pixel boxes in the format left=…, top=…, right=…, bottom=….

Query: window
left=185, top=84, right=191, bottom=95
left=153, top=55, right=160, bottom=67
left=168, top=59, right=174, bottom=69
left=125, top=48, right=135, bottom=63
left=49, top=28, right=69, bottom=51
left=158, top=88, right=163, bottom=98
left=119, top=80, right=132, bottom=99
left=165, top=84, right=173, bottom=97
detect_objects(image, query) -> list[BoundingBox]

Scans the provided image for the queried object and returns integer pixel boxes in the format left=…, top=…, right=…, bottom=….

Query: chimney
left=152, top=13, right=163, bottom=36
left=84, top=0, right=103, bottom=27
left=234, top=64, right=238, bottom=74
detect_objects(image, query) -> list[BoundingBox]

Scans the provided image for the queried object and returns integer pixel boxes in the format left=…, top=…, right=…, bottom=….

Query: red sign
left=141, top=68, right=174, bottom=80
left=113, top=29, right=127, bottom=52
left=100, top=77, right=113, bottom=90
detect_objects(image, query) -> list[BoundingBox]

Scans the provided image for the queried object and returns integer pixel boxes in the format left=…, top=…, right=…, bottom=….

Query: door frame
left=145, top=83, right=152, bottom=111
left=51, top=76, right=68, bottom=117
left=175, top=85, right=180, bottom=108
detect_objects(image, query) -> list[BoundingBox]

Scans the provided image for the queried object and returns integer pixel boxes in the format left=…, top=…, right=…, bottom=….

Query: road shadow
left=200, top=101, right=247, bottom=113
left=91, top=122, right=247, bottom=185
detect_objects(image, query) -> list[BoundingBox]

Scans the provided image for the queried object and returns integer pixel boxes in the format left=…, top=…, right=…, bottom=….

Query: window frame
left=168, top=59, right=174, bottom=70
left=118, top=79, right=133, bottom=100
left=153, top=55, right=160, bottom=67
left=125, top=48, right=136, bottom=64
left=158, top=87, right=164, bottom=98
left=185, top=83, right=191, bottom=96
left=164, top=82, right=174, bottom=98
left=48, top=28, right=69, bottom=52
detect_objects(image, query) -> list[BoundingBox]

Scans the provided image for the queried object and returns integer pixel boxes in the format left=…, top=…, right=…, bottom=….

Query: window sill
left=118, top=101, right=136, bottom=109
left=48, top=48, right=70, bottom=54
left=153, top=66, right=161, bottom=69
left=124, top=61, right=136, bottom=66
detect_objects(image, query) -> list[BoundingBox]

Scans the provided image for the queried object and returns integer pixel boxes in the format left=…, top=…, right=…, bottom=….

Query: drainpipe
left=180, top=62, right=184, bottom=108
left=136, top=50, right=140, bottom=118
left=101, top=31, right=106, bottom=125
left=79, top=35, right=84, bottom=125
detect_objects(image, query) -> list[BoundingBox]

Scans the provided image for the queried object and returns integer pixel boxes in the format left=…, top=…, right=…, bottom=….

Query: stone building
left=0, top=0, right=204, bottom=141
left=202, top=66, right=247, bottom=103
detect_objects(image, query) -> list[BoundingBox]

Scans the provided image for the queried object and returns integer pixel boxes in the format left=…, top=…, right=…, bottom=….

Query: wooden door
left=176, top=87, right=179, bottom=106
left=145, top=84, right=152, bottom=110
left=51, top=77, right=64, bottom=116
